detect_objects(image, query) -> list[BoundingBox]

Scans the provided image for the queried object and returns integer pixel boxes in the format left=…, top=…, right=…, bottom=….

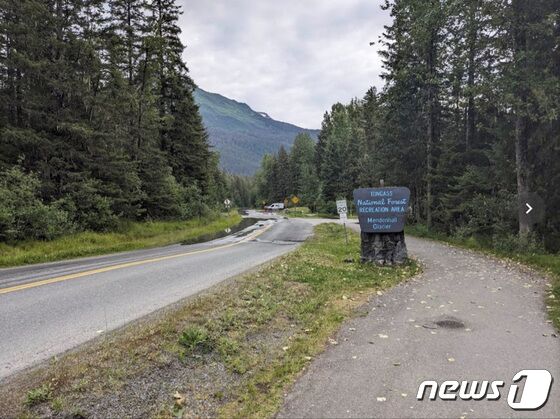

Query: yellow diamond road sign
left=291, top=196, right=300, bottom=205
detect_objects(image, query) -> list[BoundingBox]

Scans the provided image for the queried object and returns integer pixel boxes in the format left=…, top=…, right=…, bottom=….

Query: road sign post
left=336, top=199, right=349, bottom=245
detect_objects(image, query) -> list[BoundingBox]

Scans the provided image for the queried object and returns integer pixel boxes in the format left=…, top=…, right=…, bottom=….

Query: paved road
left=0, top=214, right=313, bottom=380
left=281, top=232, right=560, bottom=418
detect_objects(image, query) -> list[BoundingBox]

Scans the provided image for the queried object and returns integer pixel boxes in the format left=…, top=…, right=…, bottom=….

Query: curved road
left=280, top=231, right=560, bottom=418
left=0, top=214, right=312, bottom=380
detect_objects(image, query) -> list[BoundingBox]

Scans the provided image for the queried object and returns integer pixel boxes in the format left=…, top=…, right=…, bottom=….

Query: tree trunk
left=512, top=0, right=531, bottom=235
left=515, top=115, right=530, bottom=234
left=425, top=28, right=438, bottom=230
left=465, top=0, right=478, bottom=150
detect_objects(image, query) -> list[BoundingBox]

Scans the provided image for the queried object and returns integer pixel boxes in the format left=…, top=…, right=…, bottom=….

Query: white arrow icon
left=525, top=203, right=533, bottom=214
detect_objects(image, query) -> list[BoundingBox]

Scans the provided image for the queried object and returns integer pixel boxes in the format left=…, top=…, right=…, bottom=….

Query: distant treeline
left=0, top=0, right=228, bottom=242
left=256, top=0, right=560, bottom=251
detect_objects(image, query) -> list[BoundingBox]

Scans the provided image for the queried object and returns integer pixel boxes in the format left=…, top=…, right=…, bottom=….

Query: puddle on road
left=435, top=318, right=465, bottom=329
left=181, top=218, right=271, bottom=245
left=422, top=316, right=466, bottom=330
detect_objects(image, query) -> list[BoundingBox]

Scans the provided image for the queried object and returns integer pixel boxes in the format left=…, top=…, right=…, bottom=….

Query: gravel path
left=280, top=234, right=560, bottom=418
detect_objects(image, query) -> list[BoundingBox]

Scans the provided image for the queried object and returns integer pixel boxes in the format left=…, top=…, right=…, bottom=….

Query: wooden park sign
left=353, top=187, right=410, bottom=265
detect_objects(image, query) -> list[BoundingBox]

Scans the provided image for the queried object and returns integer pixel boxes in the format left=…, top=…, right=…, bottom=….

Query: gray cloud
left=179, top=0, right=390, bottom=128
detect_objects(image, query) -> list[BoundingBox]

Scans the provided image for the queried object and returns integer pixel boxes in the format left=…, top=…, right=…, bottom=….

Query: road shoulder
left=0, top=223, right=418, bottom=418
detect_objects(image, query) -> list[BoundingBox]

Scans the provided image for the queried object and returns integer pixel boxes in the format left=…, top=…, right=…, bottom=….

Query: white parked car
left=264, top=202, right=285, bottom=211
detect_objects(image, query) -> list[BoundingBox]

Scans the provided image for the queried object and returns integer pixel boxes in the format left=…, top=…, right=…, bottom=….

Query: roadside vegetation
left=0, top=212, right=241, bottom=267
left=407, top=224, right=560, bottom=330
left=283, top=206, right=341, bottom=220
left=0, top=224, right=419, bottom=418
left=1, top=1, right=233, bottom=247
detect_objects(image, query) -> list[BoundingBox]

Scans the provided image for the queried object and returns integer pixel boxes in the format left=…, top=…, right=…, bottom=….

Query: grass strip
left=0, top=212, right=241, bottom=267
left=0, top=223, right=419, bottom=418
left=406, top=224, right=560, bottom=330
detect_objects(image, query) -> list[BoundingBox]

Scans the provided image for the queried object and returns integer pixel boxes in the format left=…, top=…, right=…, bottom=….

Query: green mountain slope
left=194, top=88, right=319, bottom=175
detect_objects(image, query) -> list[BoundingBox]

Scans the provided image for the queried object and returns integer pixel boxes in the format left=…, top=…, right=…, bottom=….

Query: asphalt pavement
left=0, top=213, right=313, bottom=380
left=280, top=230, right=560, bottom=418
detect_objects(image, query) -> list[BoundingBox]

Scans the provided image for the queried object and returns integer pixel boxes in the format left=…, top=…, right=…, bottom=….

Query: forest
left=254, top=0, right=560, bottom=251
left=0, top=0, right=229, bottom=243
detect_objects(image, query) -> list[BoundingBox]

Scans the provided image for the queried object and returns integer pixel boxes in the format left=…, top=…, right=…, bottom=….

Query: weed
left=51, top=397, right=64, bottom=412
left=179, top=325, right=214, bottom=354
left=25, top=384, right=52, bottom=407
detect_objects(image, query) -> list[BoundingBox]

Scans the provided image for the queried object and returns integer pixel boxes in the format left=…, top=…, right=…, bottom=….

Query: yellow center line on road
left=0, top=224, right=273, bottom=296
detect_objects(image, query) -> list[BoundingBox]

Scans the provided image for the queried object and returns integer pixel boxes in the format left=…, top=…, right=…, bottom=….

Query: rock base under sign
left=360, top=231, right=407, bottom=266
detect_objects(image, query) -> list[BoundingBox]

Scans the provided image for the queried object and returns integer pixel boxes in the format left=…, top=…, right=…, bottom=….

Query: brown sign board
left=353, top=187, right=410, bottom=233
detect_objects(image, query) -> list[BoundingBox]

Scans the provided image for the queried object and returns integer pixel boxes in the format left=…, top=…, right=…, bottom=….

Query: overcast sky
left=179, top=1, right=391, bottom=129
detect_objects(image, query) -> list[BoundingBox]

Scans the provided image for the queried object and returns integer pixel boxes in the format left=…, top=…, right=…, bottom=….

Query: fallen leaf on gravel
left=378, top=334, right=388, bottom=338
left=377, top=397, right=386, bottom=402
left=401, top=393, right=408, bottom=397
left=329, top=338, right=338, bottom=345
left=173, top=391, right=185, bottom=407
left=465, top=328, right=472, bottom=332
left=393, top=362, right=401, bottom=366
left=377, top=291, right=383, bottom=296
left=352, top=355, right=357, bottom=359
left=448, top=357, right=455, bottom=363
left=349, top=327, right=356, bottom=331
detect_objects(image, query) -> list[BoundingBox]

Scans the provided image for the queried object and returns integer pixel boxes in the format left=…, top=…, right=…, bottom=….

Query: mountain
left=193, top=88, right=320, bottom=175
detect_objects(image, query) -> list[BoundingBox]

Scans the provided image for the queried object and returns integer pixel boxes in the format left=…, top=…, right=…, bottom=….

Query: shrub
left=0, top=167, right=74, bottom=242
left=493, top=232, right=544, bottom=254
left=179, top=326, right=214, bottom=354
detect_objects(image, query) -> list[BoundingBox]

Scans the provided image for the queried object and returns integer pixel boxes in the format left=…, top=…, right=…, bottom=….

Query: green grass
left=283, top=206, right=342, bottom=219
left=406, top=224, right=560, bottom=330
left=0, top=212, right=242, bottom=267
left=1, top=224, right=419, bottom=418
left=283, top=206, right=311, bottom=216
